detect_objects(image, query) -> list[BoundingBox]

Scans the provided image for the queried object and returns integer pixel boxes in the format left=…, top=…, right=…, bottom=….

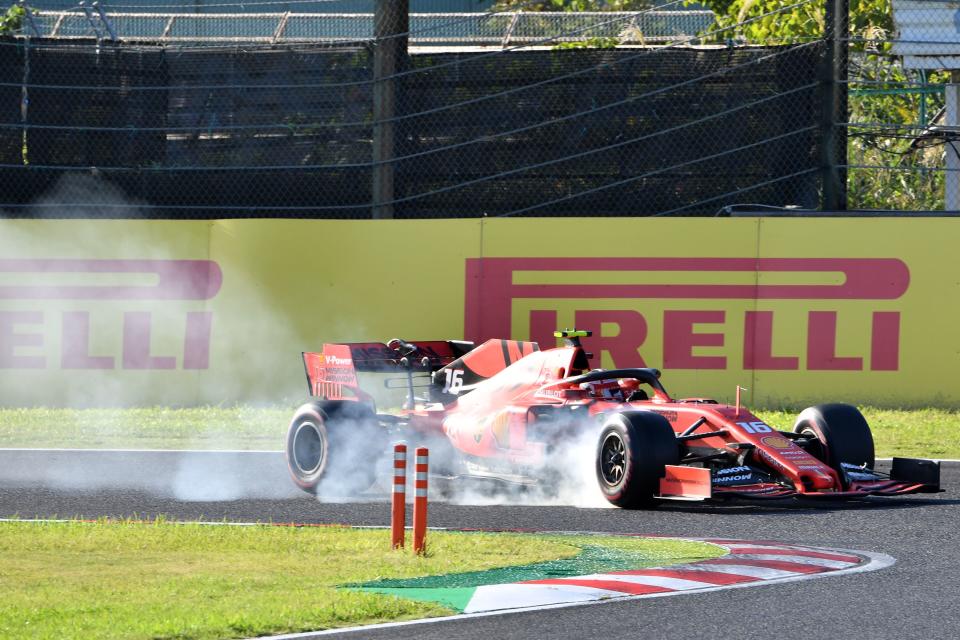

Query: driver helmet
left=579, top=379, right=624, bottom=400
left=618, top=378, right=641, bottom=395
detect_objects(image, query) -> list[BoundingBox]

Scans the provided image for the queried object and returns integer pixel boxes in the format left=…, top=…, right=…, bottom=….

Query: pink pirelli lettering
left=870, top=311, right=900, bottom=371
left=806, top=311, right=862, bottom=371
left=0, top=310, right=45, bottom=369
left=61, top=311, right=114, bottom=369
left=463, top=257, right=908, bottom=372
left=183, top=311, right=213, bottom=370
left=0, top=259, right=222, bottom=300
left=574, top=309, right=648, bottom=368
left=122, top=312, right=176, bottom=370
left=0, top=260, right=221, bottom=371
left=663, top=310, right=726, bottom=370
left=743, top=311, right=799, bottom=370
left=464, top=257, right=909, bottom=343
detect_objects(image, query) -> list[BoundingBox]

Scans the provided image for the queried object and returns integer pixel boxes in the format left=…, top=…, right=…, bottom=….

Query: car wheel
left=596, top=411, right=679, bottom=509
left=792, top=403, right=875, bottom=483
left=285, top=401, right=382, bottom=496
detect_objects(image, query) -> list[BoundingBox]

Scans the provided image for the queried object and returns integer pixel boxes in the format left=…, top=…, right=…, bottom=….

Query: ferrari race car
left=284, top=330, right=941, bottom=508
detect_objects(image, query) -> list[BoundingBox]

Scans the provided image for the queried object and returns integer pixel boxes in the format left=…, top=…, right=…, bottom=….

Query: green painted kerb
left=352, top=545, right=682, bottom=613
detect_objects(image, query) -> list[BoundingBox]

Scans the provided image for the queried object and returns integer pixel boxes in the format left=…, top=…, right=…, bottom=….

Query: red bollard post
left=391, top=443, right=406, bottom=549
left=413, top=447, right=428, bottom=555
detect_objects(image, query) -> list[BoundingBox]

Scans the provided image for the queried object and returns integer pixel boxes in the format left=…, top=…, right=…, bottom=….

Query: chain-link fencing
left=4, top=0, right=933, bottom=218
left=846, top=0, right=953, bottom=212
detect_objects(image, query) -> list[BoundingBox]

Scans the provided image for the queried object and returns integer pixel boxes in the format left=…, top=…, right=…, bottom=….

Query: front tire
left=596, top=412, right=679, bottom=509
left=793, top=403, right=875, bottom=485
left=285, top=401, right=382, bottom=496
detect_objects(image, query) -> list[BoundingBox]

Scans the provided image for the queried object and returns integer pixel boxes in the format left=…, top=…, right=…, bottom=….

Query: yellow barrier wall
left=0, top=218, right=955, bottom=407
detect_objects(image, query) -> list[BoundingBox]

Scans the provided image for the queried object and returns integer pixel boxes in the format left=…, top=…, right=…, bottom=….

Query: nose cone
left=799, top=469, right=840, bottom=491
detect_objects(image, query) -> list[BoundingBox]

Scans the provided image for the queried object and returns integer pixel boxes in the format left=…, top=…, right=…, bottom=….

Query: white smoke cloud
left=422, top=423, right=612, bottom=509
left=1, top=175, right=617, bottom=507
left=0, top=175, right=311, bottom=500
left=299, top=409, right=613, bottom=509
left=30, top=172, right=147, bottom=219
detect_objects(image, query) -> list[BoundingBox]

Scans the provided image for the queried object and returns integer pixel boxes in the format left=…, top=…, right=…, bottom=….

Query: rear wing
left=302, top=340, right=475, bottom=400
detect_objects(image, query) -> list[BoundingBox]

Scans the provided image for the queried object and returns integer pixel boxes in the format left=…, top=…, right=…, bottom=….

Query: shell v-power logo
left=0, top=260, right=221, bottom=370
left=464, top=258, right=908, bottom=372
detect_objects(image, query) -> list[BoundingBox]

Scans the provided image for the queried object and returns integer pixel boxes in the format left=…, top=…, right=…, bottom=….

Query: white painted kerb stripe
left=463, top=583, right=626, bottom=614
left=575, top=573, right=716, bottom=591
left=693, top=563, right=802, bottom=579
left=724, top=544, right=822, bottom=552
left=728, top=554, right=854, bottom=569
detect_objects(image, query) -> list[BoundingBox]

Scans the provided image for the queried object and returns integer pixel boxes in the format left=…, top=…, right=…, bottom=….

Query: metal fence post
left=946, top=72, right=960, bottom=211
left=821, top=0, right=849, bottom=211
left=372, top=0, right=408, bottom=220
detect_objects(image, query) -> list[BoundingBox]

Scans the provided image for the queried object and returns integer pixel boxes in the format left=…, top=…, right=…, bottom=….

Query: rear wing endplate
left=302, top=340, right=474, bottom=400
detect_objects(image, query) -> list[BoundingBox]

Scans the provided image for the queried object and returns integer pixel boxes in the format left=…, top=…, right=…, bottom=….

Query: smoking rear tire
left=285, top=402, right=382, bottom=496
left=792, top=403, right=875, bottom=483
left=596, top=412, right=680, bottom=509
left=288, top=408, right=328, bottom=493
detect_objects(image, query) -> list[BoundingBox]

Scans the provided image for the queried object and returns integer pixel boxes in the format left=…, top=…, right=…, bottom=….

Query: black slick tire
left=285, top=401, right=382, bottom=496
left=792, top=403, right=875, bottom=484
left=596, top=411, right=680, bottom=509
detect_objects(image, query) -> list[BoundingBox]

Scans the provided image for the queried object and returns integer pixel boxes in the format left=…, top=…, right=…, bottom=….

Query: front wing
left=660, top=457, right=941, bottom=501
left=710, top=480, right=936, bottom=500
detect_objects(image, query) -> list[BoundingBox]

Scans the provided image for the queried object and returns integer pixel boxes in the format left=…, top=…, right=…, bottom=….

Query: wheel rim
left=600, top=431, right=627, bottom=486
left=292, top=421, right=324, bottom=475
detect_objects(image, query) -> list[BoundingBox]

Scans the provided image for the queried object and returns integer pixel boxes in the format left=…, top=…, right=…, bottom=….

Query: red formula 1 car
left=285, top=330, right=941, bottom=508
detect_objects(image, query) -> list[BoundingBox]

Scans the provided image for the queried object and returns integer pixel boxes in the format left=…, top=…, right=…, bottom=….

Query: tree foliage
left=693, top=0, right=892, bottom=45
left=692, top=0, right=944, bottom=209
left=1, top=3, right=26, bottom=35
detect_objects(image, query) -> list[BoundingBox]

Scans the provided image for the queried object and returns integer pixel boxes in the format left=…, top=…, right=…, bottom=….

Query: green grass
left=0, top=406, right=960, bottom=458
left=0, top=407, right=290, bottom=451
left=1, top=405, right=958, bottom=458
left=756, top=407, right=960, bottom=459
left=0, top=519, right=723, bottom=640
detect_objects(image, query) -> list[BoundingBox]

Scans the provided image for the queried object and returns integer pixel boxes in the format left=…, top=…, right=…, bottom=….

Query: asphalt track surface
left=2, top=450, right=958, bottom=639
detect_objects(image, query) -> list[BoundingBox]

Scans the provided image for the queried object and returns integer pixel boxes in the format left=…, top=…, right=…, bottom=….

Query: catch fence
left=0, top=0, right=949, bottom=217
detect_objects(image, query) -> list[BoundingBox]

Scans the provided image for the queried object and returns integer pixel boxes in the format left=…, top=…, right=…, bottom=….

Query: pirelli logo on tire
left=464, top=257, right=909, bottom=373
